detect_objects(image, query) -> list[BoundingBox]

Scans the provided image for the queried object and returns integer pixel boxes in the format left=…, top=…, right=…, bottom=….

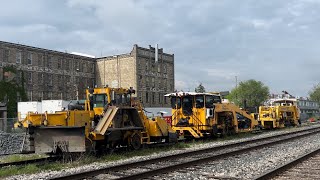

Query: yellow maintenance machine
left=259, top=98, right=300, bottom=128
left=214, top=103, right=259, bottom=135
left=16, top=87, right=177, bottom=154
left=165, top=92, right=258, bottom=138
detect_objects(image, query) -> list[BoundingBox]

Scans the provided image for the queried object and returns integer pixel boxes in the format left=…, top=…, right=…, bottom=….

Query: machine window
left=182, top=96, right=193, bottom=116
left=195, top=95, right=204, bottom=108
left=93, top=94, right=108, bottom=107
left=212, top=95, right=222, bottom=103
left=205, top=95, right=214, bottom=108
left=170, top=97, right=181, bottom=109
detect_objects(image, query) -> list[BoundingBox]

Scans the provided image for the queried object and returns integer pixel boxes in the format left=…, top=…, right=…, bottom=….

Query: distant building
left=297, top=98, right=320, bottom=120
left=0, top=41, right=96, bottom=101
left=0, top=41, right=175, bottom=108
left=96, top=44, right=175, bottom=107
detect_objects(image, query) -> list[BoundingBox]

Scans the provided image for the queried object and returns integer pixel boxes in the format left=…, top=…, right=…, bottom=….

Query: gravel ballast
left=5, top=123, right=320, bottom=180
left=160, top=132, right=320, bottom=179
left=0, top=131, right=25, bottom=155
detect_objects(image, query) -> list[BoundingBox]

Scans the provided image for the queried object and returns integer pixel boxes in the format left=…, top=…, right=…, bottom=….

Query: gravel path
left=5, top=123, right=320, bottom=180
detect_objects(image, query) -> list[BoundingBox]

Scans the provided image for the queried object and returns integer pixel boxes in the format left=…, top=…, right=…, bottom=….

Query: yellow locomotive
left=16, top=87, right=177, bottom=154
left=165, top=92, right=258, bottom=138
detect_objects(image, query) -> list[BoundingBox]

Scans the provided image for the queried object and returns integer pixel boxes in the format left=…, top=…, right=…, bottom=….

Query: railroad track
left=51, top=126, right=320, bottom=180
left=0, top=156, right=56, bottom=168
left=254, top=146, right=320, bottom=180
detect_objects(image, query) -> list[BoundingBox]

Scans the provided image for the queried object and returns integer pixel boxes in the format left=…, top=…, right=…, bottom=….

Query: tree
left=309, top=84, right=320, bottom=104
left=195, top=83, right=206, bottom=93
left=227, top=79, right=269, bottom=108
left=0, top=66, right=28, bottom=118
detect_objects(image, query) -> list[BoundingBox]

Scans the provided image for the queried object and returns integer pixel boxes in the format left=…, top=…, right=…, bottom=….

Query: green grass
left=0, top=154, right=48, bottom=163
left=0, top=163, right=64, bottom=178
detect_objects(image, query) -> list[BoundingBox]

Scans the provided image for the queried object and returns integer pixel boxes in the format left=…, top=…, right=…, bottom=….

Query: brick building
left=0, top=41, right=96, bottom=101
left=96, top=44, right=175, bottom=107
left=0, top=41, right=174, bottom=108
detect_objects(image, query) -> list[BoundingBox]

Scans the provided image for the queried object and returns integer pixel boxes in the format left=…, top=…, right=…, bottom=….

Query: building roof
left=164, top=92, right=220, bottom=97
left=0, top=40, right=95, bottom=61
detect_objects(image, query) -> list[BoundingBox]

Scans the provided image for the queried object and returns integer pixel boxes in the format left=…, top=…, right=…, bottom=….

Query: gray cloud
left=1, top=0, right=320, bottom=96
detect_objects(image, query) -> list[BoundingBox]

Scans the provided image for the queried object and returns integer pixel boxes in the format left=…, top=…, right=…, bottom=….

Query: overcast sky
left=0, top=0, right=319, bottom=97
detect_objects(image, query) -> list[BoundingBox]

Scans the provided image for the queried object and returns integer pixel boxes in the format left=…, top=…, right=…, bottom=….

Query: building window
left=146, top=92, right=149, bottom=103
left=75, top=76, right=80, bottom=84
left=38, top=73, right=44, bottom=84
left=146, top=61, right=149, bottom=70
left=57, top=58, right=62, bottom=69
left=89, top=63, right=94, bottom=73
left=58, top=75, right=63, bottom=87
left=48, top=74, right=53, bottom=86
left=16, top=51, right=22, bottom=64
left=27, top=52, right=33, bottom=65
left=16, top=71, right=23, bottom=84
left=28, top=72, right=32, bottom=83
left=152, top=92, right=155, bottom=103
left=75, top=60, right=80, bottom=71
left=38, top=54, right=43, bottom=66
left=5, top=49, right=10, bottom=62
left=65, top=75, right=71, bottom=85
left=152, top=77, right=155, bottom=88
left=164, top=96, right=167, bottom=104
left=63, top=59, right=67, bottom=70
left=159, top=93, right=162, bottom=104
left=48, top=56, right=52, bottom=68
left=151, top=64, right=155, bottom=72
left=27, top=91, right=32, bottom=101
left=146, top=77, right=149, bottom=87
left=158, top=64, right=161, bottom=73
left=163, top=64, right=167, bottom=73
left=48, top=92, right=52, bottom=100
left=3, top=49, right=10, bottom=62
left=83, top=62, right=87, bottom=73
left=38, top=91, right=43, bottom=101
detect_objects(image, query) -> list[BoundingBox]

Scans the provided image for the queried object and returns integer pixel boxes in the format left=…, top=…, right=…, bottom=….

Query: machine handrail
left=191, top=109, right=204, bottom=130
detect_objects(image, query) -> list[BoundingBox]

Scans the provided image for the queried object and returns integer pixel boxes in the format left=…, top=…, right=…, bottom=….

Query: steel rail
left=253, top=147, right=320, bottom=180
left=116, top=128, right=320, bottom=180
left=51, top=126, right=320, bottom=180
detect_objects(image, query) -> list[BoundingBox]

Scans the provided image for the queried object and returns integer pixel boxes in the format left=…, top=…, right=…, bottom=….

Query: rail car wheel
left=130, top=134, right=141, bottom=150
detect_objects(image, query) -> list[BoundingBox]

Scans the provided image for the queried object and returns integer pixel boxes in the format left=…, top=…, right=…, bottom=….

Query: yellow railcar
left=165, top=92, right=220, bottom=138
left=165, top=92, right=259, bottom=138
left=214, top=103, right=259, bottom=135
left=16, top=87, right=177, bottom=154
left=259, top=98, right=300, bottom=128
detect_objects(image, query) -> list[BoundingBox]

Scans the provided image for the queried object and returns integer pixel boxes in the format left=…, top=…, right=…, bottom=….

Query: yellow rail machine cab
left=165, top=92, right=221, bottom=139
left=259, top=98, right=300, bottom=129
